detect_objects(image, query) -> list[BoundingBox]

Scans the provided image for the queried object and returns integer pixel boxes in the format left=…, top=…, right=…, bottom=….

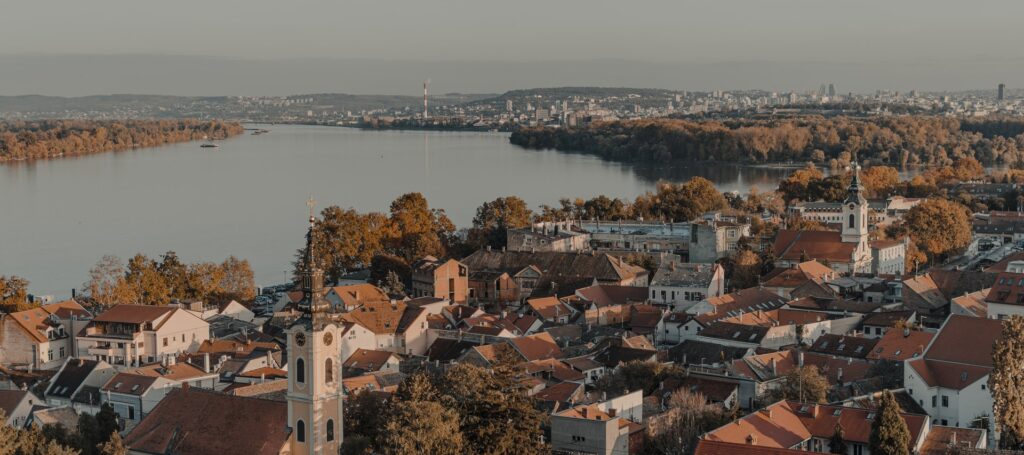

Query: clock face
left=323, top=332, right=333, bottom=346
left=295, top=332, right=306, bottom=346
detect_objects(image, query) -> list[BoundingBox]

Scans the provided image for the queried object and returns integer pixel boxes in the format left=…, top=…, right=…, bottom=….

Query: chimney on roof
left=903, top=327, right=910, bottom=337
left=797, top=351, right=804, bottom=367
left=260, top=373, right=266, bottom=383
left=838, top=367, right=844, bottom=383
left=769, top=358, right=777, bottom=376
left=812, top=404, right=819, bottom=418
left=601, top=391, right=607, bottom=401
left=203, top=353, right=211, bottom=373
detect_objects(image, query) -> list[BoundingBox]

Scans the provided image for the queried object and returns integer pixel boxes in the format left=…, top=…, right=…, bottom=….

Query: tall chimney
left=203, top=352, right=211, bottom=373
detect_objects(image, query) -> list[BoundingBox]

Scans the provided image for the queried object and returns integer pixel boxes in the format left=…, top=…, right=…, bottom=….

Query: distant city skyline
left=1, top=0, right=1021, bottom=96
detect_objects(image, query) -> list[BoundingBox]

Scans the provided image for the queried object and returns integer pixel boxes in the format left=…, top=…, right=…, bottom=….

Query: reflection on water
left=0, top=125, right=797, bottom=296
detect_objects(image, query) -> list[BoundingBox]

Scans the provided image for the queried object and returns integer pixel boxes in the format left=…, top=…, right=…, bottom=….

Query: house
left=509, top=332, right=563, bottom=362
left=729, top=350, right=873, bottom=409
left=808, top=334, right=879, bottom=360
left=523, top=358, right=585, bottom=383
left=860, top=309, right=916, bottom=338
left=902, top=270, right=997, bottom=318
left=699, top=400, right=930, bottom=454
left=0, top=389, right=44, bottom=428
left=0, top=299, right=91, bottom=370
left=984, top=269, right=1024, bottom=320
left=44, top=357, right=118, bottom=413
left=867, top=328, right=934, bottom=362
left=904, top=315, right=1002, bottom=429
left=665, top=339, right=752, bottom=368
left=576, top=284, right=650, bottom=310
left=687, top=287, right=787, bottom=319
left=124, top=386, right=291, bottom=455
left=550, top=390, right=644, bottom=455
left=342, top=348, right=402, bottom=376
left=648, top=262, right=724, bottom=311
left=761, top=261, right=836, bottom=299
left=787, top=196, right=922, bottom=227
left=950, top=289, right=989, bottom=318
left=563, top=357, right=607, bottom=385
left=410, top=256, right=470, bottom=303
left=506, top=221, right=590, bottom=253
left=76, top=304, right=209, bottom=367
left=324, top=284, right=390, bottom=311
left=461, top=250, right=649, bottom=304
left=100, top=372, right=176, bottom=423
left=524, top=296, right=576, bottom=324
left=131, top=360, right=219, bottom=389
left=341, top=299, right=429, bottom=356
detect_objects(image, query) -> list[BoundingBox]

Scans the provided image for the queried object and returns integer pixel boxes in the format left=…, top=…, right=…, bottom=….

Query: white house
left=76, top=305, right=209, bottom=368
left=904, top=315, right=1001, bottom=429
left=649, top=262, right=724, bottom=312
left=0, top=390, right=44, bottom=428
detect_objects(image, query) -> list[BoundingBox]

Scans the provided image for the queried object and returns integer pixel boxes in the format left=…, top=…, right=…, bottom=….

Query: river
left=0, top=124, right=798, bottom=297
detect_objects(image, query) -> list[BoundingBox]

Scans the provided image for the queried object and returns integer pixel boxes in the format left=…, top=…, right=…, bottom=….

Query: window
left=325, top=358, right=333, bottom=383
left=931, top=396, right=936, bottom=407
left=942, top=396, right=949, bottom=407
left=326, top=419, right=335, bottom=441
left=848, top=214, right=854, bottom=229
left=941, top=419, right=948, bottom=426
left=296, top=358, right=305, bottom=383
left=47, top=350, right=53, bottom=361
left=296, top=420, right=305, bottom=443
left=59, top=346, right=65, bottom=358
left=162, top=337, right=168, bottom=347
left=128, top=406, right=135, bottom=420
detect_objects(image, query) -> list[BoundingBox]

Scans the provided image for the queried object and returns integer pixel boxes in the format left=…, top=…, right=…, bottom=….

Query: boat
left=200, top=143, right=219, bottom=148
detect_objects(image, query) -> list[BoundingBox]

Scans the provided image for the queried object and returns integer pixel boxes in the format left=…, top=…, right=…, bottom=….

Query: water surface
left=0, top=125, right=796, bottom=296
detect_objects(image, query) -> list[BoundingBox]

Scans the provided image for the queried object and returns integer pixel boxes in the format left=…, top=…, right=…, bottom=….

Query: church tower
left=841, top=160, right=870, bottom=266
left=287, top=198, right=343, bottom=455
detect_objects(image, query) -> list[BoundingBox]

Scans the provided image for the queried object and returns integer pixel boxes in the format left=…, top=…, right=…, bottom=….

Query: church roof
left=773, top=230, right=856, bottom=263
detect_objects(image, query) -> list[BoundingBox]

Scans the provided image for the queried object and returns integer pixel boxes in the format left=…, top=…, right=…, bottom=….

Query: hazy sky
left=1, top=0, right=1022, bottom=95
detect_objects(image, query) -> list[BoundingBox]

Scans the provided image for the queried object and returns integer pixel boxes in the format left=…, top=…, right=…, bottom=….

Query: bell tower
left=841, top=159, right=870, bottom=265
left=287, top=197, right=343, bottom=455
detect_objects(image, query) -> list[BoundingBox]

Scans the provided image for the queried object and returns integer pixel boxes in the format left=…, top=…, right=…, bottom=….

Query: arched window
left=296, top=419, right=306, bottom=442
left=326, top=419, right=335, bottom=441
left=848, top=214, right=854, bottom=229
left=296, top=358, right=305, bottom=383
left=325, top=358, right=333, bottom=383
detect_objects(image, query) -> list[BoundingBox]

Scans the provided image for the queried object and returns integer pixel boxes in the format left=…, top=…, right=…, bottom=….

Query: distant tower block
left=423, top=79, right=430, bottom=119
left=999, top=83, right=1006, bottom=101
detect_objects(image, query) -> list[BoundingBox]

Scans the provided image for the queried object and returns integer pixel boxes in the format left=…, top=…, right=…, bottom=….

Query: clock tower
left=287, top=198, right=343, bottom=454
left=841, top=159, right=870, bottom=272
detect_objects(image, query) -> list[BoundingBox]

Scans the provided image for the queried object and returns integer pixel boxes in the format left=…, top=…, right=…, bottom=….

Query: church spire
left=299, top=196, right=328, bottom=316
left=845, top=152, right=866, bottom=204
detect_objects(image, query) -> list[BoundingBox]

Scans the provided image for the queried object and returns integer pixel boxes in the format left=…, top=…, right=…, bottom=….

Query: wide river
left=1, top=124, right=797, bottom=297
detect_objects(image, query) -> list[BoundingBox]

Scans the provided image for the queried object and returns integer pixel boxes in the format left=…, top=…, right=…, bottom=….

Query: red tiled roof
left=343, top=349, right=398, bottom=371
left=696, top=440, right=808, bottom=455
left=526, top=297, right=573, bottom=320
left=510, top=332, right=563, bottom=361
left=951, top=289, right=989, bottom=318
left=919, top=426, right=986, bottom=455
left=576, top=284, right=649, bottom=308
left=695, top=288, right=787, bottom=325
left=867, top=329, right=934, bottom=362
left=908, top=359, right=991, bottom=390
left=986, top=272, right=1024, bottom=305
left=533, top=381, right=583, bottom=403
left=703, top=400, right=926, bottom=448
left=124, top=387, right=289, bottom=455
left=926, top=315, right=1002, bottom=367
left=763, top=261, right=836, bottom=288
left=7, top=300, right=90, bottom=343
left=773, top=230, right=855, bottom=263
left=92, top=304, right=174, bottom=324
left=102, top=373, right=158, bottom=396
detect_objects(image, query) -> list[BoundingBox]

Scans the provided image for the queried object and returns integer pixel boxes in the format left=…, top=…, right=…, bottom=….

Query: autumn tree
left=0, top=275, right=33, bottom=313
left=730, top=249, right=763, bottom=290
left=124, top=254, right=170, bottom=305
left=469, top=196, right=533, bottom=249
left=381, top=271, right=406, bottom=297
left=300, top=206, right=390, bottom=282
left=860, top=166, right=900, bottom=198
left=84, top=255, right=135, bottom=307
left=768, top=365, right=829, bottom=404
left=634, top=177, right=726, bottom=222
left=379, top=401, right=464, bottom=455
left=869, top=390, right=911, bottom=455
left=215, top=256, right=256, bottom=302
left=991, top=315, right=1024, bottom=448
left=344, top=388, right=391, bottom=449
left=896, top=199, right=971, bottom=264
left=98, top=432, right=127, bottom=455
left=388, top=193, right=457, bottom=262
left=779, top=164, right=825, bottom=202
left=646, top=388, right=730, bottom=455
left=0, top=411, right=77, bottom=455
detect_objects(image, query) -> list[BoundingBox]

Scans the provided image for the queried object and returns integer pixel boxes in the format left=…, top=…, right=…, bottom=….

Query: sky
left=1, top=0, right=1021, bottom=96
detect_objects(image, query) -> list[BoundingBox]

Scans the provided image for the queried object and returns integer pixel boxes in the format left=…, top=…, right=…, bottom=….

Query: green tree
left=869, top=390, right=911, bottom=455
left=991, top=315, right=1024, bottom=447
left=469, top=196, right=533, bottom=249
left=344, top=388, right=391, bottom=449
left=381, top=271, right=407, bottom=298
left=157, top=251, right=189, bottom=299
left=439, top=362, right=547, bottom=454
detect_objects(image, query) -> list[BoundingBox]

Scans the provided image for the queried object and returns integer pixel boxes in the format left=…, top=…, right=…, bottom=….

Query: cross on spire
left=306, top=195, right=317, bottom=222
